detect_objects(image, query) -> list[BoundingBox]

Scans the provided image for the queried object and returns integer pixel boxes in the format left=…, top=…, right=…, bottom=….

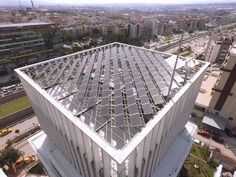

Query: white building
left=143, top=18, right=160, bottom=37
left=16, top=43, right=208, bottom=177
left=208, top=43, right=236, bottom=130
left=206, top=35, right=234, bottom=64
left=126, top=23, right=142, bottom=38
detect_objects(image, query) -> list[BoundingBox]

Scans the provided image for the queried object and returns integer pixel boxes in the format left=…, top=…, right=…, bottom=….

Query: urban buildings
left=208, top=43, right=236, bottom=131
left=0, top=23, right=62, bottom=60
left=0, top=23, right=63, bottom=78
left=205, top=35, right=234, bottom=64
left=125, top=23, right=142, bottom=38
left=16, top=43, right=208, bottom=177
left=193, top=42, right=236, bottom=134
left=143, top=18, right=159, bottom=37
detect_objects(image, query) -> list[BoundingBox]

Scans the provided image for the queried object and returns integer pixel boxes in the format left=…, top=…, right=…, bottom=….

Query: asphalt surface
left=164, top=36, right=209, bottom=55
left=193, top=132, right=236, bottom=163
left=160, top=33, right=208, bottom=52
left=0, top=116, right=38, bottom=147
left=14, top=139, right=36, bottom=156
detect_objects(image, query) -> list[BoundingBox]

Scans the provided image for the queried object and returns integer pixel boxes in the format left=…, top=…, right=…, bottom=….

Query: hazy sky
left=1, top=0, right=235, bottom=6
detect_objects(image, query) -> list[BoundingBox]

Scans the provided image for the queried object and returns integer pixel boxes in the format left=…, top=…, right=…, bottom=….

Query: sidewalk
left=193, top=133, right=236, bottom=165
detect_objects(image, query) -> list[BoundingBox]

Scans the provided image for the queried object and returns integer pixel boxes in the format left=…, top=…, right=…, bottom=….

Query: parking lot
left=0, top=83, right=24, bottom=97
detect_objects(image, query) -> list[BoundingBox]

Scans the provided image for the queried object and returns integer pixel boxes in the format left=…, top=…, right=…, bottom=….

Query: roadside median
left=0, top=96, right=34, bottom=129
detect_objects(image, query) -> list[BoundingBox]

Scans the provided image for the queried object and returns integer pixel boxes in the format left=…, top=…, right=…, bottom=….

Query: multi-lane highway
left=0, top=116, right=38, bottom=148
left=159, top=33, right=209, bottom=52
left=164, top=35, right=209, bottom=55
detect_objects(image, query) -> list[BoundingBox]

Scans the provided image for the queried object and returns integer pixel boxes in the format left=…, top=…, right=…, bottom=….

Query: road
left=0, top=116, right=38, bottom=147
left=159, top=33, right=208, bottom=52
left=14, top=139, right=36, bottom=156
left=164, top=36, right=209, bottom=54
left=193, top=133, right=236, bottom=163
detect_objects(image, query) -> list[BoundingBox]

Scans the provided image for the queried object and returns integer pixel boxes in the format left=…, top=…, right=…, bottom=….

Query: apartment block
left=0, top=23, right=62, bottom=60
left=208, top=43, right=236, bottom=131
left=125, top=23, right=142, bottom=38
left=143, top=18, right=160, bottom=37
left=206, top=35, right=234, bottom=64
left=0, top=23, right=63, bottom=77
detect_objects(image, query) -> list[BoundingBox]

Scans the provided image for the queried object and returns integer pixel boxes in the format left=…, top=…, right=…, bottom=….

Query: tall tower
left=31, top=0, right=35, bottom=9
left=18, top=0, right=22, bottom=9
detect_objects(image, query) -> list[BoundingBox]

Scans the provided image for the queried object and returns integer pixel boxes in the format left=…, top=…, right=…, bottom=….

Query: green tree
left=0, top=147, right=23, bottom=168
left=63, top=32, right=73, bottom=44
left=91, top=28, right=101, bottom=37
left=188, top=29, right=194, bottom=34
left=43, top=24, right=62, bottom=48
left=6, top=139, right=13, bottom=148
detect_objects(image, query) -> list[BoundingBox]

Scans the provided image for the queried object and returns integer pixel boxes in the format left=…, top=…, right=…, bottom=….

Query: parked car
left=194, top=139, right=201, bottom=144
left=0, top=128, right=12, bottom=137
left=197, top=130, right=211, bottom=138
left=225, top=128, right=234, bottom=137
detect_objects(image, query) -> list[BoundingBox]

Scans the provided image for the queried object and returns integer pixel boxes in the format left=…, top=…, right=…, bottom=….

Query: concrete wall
left=0, top=90, right=26, bottom=105
left=0, top=106, right=34, bottom=128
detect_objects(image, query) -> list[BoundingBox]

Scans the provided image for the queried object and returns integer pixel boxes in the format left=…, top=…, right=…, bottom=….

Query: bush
left=12, top=126, right=41, bottom=144
left=0, top=147, right=23, bottom=168
left=28, top=162, right=47, bottom=175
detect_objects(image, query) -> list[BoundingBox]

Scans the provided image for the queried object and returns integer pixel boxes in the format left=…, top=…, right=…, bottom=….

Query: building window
left=228, top=117, right=233, bottom=121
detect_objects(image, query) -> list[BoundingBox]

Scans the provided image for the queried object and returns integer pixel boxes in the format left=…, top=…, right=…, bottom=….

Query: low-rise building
left=206, top=35, right=234, bottom=64
left=192, top=69, right=220, bottom=119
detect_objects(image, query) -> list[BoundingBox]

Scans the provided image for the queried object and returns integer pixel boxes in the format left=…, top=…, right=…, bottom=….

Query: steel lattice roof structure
left=19, top=42, right=202, bottom=149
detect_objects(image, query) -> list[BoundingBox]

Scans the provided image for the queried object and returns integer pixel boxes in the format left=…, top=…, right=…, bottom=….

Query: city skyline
left=1, top=0, right=236, bottom=6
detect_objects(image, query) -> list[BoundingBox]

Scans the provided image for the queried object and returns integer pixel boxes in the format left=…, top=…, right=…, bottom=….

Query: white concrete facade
left=29, top=121, right=197, bottom=177
left=16, top=43, right=208, bottom=177
left=208, top=44, right=236, bottom=129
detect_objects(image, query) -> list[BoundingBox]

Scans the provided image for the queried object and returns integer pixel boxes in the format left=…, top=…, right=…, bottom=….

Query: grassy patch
left=179, top=144, right=216, bottom=177
left=190, top=144, right=209, bottom=161
left=180, top=155, right=216, bottom=177
left=28, top=162, right=47, bottom=175
left=165, top=36, right=172, bottom=41
left=0, top=96, right=31, bottom=117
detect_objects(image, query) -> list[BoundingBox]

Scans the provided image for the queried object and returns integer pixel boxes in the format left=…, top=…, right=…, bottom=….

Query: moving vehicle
left=0, top=128, right=12, bottom=137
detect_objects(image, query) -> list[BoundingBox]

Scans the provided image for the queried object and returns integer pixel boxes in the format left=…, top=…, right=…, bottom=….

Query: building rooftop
left=0, top=22, right=52, bottom=28
left=18, top=42, right=204, bottom=149
left=195, top=69, right=220, bottom=108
